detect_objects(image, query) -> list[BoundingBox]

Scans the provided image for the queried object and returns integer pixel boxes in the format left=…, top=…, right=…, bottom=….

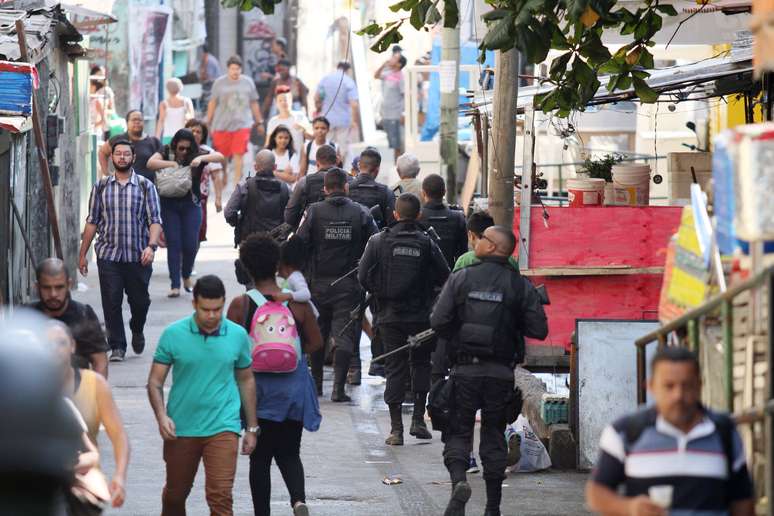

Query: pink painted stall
left=513, top=206, right=682, bottom=353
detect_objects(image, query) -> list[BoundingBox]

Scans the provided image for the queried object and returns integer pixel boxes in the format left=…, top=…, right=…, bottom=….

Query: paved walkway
left=74, top=194, right=589, bottom=515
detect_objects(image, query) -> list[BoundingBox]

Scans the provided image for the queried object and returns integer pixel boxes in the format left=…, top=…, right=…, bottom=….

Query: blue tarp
left=420, top=40, right=494, bottom=142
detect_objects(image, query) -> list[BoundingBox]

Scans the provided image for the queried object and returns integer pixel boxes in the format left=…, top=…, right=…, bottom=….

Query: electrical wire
left=321, top=3, right=353, bottom=120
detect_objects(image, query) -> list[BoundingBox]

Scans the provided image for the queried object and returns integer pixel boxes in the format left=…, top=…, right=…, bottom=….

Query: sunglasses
left=176, top=145, right=191, bottom=152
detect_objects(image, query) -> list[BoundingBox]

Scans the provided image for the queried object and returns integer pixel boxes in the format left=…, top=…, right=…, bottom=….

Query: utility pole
left=488, top=49, right=519, bottom=227
left=439, top=1, right=460, bottom=202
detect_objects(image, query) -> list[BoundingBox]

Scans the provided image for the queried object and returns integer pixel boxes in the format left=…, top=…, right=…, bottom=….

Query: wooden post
left=15, top=19, right=63, bottom=260
left=487, top=49, right=519, bottom=228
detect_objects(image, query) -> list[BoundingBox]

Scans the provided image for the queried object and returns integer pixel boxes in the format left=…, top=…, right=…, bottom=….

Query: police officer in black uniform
left=349, top=147, right=395, bottom=228
left=358, top=193, right=450, bottom=445
left=296, top=167, right=378, bottom=402
left=419, top=173, right=468, bottom=267
left=284, top=144, right=339, bottom=228
left=224, top=149, right=291, bottom=244
left=347, top=147, right=396, bottom=381
left=430, top=225, right=548, bottom=516
left=418, top=173, right=468, bottom=390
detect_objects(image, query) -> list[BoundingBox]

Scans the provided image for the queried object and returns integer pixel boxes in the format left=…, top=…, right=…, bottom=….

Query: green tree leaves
left=234, top=0, right=673, bottom=114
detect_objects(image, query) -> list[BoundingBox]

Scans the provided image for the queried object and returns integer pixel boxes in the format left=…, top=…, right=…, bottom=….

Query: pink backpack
left=246, top=290, right=301, bottom=373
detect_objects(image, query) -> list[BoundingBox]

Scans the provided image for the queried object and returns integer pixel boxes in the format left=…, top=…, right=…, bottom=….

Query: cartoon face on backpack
left=248, top=299, right=301, bottom=373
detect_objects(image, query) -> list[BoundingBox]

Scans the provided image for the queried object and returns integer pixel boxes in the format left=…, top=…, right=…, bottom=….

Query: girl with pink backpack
left=227, top=233, right=322, bottom=516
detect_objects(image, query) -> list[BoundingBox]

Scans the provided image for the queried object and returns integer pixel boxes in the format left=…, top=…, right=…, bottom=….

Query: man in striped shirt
left=586, top=346, right=754, bottom=516
left=78, top=139, right=162, bottom=362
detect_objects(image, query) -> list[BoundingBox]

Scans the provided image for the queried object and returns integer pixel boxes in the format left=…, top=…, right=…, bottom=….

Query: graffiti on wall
left=242, top=15, right=276, bottom=89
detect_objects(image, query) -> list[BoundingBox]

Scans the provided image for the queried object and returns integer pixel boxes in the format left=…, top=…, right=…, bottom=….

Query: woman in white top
left=265, top=86, right=306, bottom=154
left=156, top=77, right=195, bottom=144
left=89, top=66, right=115, bottom=139
left=267, top=125, right=301, bottom=185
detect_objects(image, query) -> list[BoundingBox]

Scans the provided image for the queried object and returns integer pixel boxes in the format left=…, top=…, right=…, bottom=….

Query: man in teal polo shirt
left=147, top=275, right=258, bottom=516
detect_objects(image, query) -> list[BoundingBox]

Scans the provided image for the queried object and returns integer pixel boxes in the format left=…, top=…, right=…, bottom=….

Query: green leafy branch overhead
left=358, top=0, right=679, bottom=117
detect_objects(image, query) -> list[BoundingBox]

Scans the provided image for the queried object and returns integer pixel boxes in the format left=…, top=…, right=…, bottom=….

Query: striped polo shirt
left=86, top=170, right=162, bottom=263
left=592, top=407, right=753, bottom=515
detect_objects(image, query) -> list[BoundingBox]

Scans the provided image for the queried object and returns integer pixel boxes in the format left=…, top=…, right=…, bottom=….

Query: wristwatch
left=149, top=244, right=158, bottom=252
left=246, top=425, right=259, bottom=434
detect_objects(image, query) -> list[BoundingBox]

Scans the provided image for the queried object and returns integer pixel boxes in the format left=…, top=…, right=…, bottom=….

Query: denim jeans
left=96, top=259, right=152, bottom=351
left=161, top=196, right=202, bottom=289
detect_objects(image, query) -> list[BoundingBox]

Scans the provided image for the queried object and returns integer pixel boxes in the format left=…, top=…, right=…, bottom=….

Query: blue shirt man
left=315, top=62, right=359, bottom=166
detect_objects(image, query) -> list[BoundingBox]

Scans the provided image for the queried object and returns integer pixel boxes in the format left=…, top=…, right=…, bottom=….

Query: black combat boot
left=347, top=366, right=362, bottom=385
left=443, top=480, right=471, bottom=516
left=484, top=479, right=503, bottom=516
left=385, top=404, right=404, bottom=445
left=409, top=392, right=432, bottom=439
left=331, top=350, right=352, bottom=402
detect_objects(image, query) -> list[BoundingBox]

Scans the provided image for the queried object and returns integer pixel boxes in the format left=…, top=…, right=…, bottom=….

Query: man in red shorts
left=206, top=55, right=264, bottom=184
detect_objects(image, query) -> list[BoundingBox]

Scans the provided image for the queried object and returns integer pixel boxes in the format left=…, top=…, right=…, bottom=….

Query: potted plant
left=581, top=154, right=622, bottom=205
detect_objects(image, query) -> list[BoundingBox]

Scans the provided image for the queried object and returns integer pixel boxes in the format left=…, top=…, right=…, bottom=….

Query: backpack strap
left=707, top=411, right=735, bottom=481
left=245, top=289, right=267, bottom=307
left=306, top=140, right=313, bottom=159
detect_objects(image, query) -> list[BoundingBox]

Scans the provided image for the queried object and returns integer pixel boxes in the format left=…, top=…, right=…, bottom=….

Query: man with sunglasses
left=430, top=226, right=548, bottom=516
left=79, top=139, right=163, bottom=362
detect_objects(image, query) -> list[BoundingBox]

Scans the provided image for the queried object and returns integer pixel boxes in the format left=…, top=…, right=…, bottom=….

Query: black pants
left=431, top=338, right=451, bottom=381
left=97, top=259, right=152, bottom=352
left=443, top=375, right=512, bottom=484
left=310, top=279, right=363, bottom=385
left=380, top=322, right=433, bottom=405
left=249, top=419, right=305, bottom=516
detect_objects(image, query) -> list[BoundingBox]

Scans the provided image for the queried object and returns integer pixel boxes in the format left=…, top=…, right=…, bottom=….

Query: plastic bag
left=511, top=414, right=551, bottom=473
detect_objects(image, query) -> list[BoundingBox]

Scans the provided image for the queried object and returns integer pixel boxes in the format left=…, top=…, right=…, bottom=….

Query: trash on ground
left=382, top=475, right=403, bottom=485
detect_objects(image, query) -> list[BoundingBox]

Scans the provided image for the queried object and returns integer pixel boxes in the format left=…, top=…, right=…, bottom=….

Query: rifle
left=371, top=328, right=436, bottom=363
left=370, top=284, right=550, bottom=362
left=329, top=264, right=359, bottom=287
left=338, top=292, right=372, bottom=337
left=269, top=222, right=294, bottom=243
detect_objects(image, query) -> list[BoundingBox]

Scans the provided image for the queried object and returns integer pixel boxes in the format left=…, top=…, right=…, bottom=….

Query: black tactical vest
left=311, top=198, right=363, bottom=279
left=456, top=262, right=523, bottom=364
left=240, top=175, right=286, bottom=241
left=377, top=228, right=432, bottom=306
left=419, top=203, right=465, bottom=268
left=304, top=171, right=327, bottom=206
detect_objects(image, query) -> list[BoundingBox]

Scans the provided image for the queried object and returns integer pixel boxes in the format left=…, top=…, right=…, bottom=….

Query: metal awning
left=61, top=3, right=117, bottom=30
left=470, top=47, right=754, bottom=115
left=0, top=115, right=32, bottom=133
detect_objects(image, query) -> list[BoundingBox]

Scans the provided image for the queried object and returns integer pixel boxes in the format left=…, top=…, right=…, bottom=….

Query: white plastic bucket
left=567, top=177, right=606, bottom=207
left=612, top=163, right=651, bottom=206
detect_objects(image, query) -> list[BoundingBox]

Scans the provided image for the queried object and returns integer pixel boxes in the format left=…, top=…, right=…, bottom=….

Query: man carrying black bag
left=224, top=149, right=290, bottom=286
left=430, top=225, right=548, bottom=516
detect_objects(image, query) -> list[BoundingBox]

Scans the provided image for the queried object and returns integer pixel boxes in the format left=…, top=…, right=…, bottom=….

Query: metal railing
left=634, top=264, right=774, bottom=513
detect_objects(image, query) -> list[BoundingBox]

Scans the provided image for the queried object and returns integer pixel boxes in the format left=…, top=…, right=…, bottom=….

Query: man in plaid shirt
left=78, top=139, right=163, bottom=362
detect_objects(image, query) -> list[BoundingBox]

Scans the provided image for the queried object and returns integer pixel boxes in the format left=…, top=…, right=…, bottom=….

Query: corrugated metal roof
left=0, top=7, right=83, bottom=63
left=0, top=10, right=54, bottom=62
